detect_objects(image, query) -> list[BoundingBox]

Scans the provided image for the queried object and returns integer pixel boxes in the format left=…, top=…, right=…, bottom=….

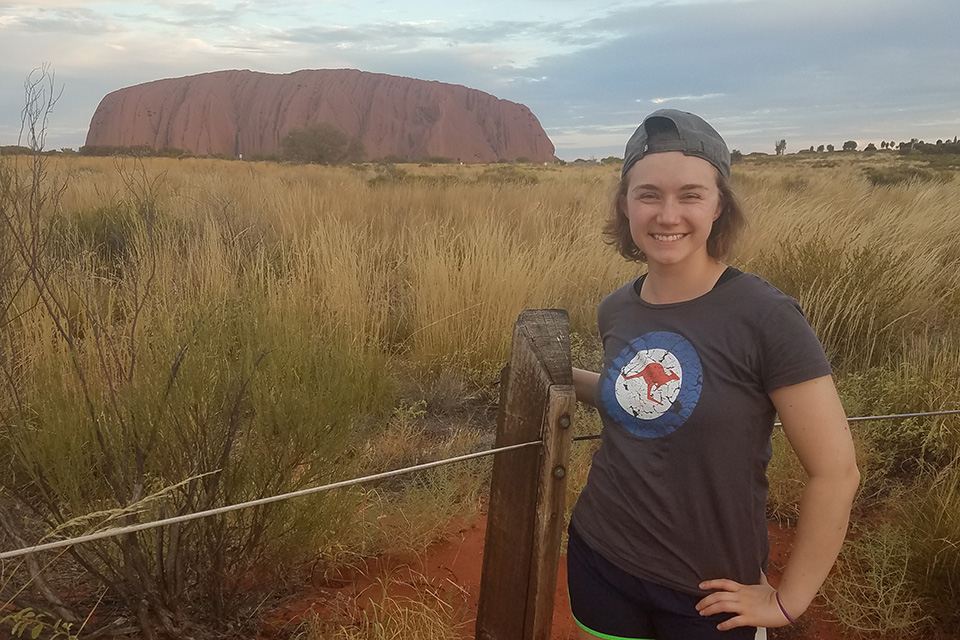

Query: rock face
left=84, top=69, right=555, bottom=162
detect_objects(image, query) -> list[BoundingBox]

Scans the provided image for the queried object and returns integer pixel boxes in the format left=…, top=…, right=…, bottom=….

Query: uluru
left=84, top=69, right=556, bottom=163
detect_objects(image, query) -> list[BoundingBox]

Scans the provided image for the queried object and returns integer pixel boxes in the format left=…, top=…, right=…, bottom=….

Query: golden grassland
left=1, top=150, right=959, bottom=638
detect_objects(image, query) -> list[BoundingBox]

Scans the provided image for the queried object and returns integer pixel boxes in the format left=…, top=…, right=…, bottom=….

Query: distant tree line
left=774, top=136, right=960, bottom=157
left=0, top=145, right=80, bottom=157
left=78, top=144, right=192, bottom=158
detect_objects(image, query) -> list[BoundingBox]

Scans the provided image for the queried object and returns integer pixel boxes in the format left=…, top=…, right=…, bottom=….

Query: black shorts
left=567, top=523, right=758, bottom=640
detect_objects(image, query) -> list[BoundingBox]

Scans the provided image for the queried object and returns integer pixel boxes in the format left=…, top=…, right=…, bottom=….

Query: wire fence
left=571, top=408, right=960, bottom=441
left=3, top=408, right=959, bottom=561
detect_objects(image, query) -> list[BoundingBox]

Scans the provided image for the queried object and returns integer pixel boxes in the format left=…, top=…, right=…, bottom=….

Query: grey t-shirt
left=570, top=272, right=831, bottom=595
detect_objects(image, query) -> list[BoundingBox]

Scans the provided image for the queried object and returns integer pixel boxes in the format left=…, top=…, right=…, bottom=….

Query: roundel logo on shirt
left=600, top=331, right=703, bottom=438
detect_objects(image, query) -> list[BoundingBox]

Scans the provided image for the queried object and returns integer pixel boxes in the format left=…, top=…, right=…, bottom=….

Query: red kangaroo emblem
left=623, top=362, right=680, bottom=405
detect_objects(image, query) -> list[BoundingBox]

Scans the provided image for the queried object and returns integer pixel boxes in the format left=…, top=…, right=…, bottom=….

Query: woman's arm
left=696, top=374, right=860, bottom=630
left=572, top=367, right=600, bottom=407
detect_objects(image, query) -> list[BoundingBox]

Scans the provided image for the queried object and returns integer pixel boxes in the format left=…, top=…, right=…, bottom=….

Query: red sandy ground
left=263, top=517, right=850, bottom=639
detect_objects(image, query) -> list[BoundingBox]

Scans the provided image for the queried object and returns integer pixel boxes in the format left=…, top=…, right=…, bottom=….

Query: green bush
left=862, top=165, right=953, bottom=186
left=279, top=122, right=364, bottom=164
left=476, top=165, right=539, bottom=186
left=367, top=163, right=409, bottom=187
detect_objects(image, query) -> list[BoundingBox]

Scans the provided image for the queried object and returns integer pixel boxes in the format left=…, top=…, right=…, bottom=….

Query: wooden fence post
left=476, top=309, right=575, bottom=640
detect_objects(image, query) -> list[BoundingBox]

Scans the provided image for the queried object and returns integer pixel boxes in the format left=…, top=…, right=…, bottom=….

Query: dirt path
left=264, top=516, right=852, bottom=639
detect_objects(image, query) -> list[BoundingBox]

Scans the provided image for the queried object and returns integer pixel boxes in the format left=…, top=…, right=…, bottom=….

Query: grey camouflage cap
left=621, top=109, right=730, bottom=179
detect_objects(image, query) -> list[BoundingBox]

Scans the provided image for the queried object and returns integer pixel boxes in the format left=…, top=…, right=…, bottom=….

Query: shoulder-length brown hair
left=602, top=170, right=746, bottom=263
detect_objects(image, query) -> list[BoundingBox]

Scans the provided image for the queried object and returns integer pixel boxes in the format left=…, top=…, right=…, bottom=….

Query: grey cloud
left=443, top=20, right=614, bottom=48
left=4, top=6, right=114, bottom=35
left=270, top=15, right=616, bottom=53
left=112, top=2, right=251, bottom=29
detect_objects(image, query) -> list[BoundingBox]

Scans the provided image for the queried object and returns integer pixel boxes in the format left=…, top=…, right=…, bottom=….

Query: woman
left=568, top=109, right=860, bottom=640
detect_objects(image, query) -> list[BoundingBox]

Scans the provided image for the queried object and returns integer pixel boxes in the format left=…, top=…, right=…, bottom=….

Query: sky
left=1, top=0, right=959, bottom=160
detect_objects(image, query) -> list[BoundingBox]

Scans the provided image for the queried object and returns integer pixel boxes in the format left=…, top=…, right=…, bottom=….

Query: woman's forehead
left=625, top=151, right=719, bottom=185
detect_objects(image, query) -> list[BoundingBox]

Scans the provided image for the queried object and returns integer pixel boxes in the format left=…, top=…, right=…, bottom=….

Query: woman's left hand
left=695, top=573, right=794, bottom=630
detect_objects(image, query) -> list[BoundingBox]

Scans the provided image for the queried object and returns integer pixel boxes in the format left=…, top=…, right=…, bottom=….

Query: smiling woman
left=621, top=151, right=722, bottom=277
left=568, top=109, right=860, bottom=640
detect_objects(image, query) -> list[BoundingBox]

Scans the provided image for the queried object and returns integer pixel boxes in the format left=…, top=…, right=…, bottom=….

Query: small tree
left=280, top=122, right=364, bottom=164
left=817, top=144, right=825, bottom=153
left=827, top=144, right=835, bottom=152
left=730, top=149, right=744, bottom=164
left=842, top=140, right=858, bottom=152
left=774, top=139, right=787, bottom=156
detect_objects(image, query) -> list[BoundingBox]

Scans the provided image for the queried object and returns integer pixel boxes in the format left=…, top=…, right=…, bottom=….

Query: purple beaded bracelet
left=775, top=591, right=796, bottom=624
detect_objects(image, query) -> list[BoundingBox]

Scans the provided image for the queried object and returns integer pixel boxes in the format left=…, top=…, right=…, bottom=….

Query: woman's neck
left=640, top=258, right=727, bottom=304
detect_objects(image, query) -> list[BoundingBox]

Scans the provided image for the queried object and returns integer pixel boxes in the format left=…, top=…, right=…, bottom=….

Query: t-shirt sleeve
left=758, top=297, right=832, bottom=393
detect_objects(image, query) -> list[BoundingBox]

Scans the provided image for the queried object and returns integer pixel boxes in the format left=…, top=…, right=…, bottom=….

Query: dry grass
left=2, top=151, right=960, bottom=638
left=293, top=584, right=468, bottom=640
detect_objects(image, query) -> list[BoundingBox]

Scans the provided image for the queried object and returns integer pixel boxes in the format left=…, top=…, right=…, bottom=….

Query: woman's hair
left=602, top=169, right=746, bottom=263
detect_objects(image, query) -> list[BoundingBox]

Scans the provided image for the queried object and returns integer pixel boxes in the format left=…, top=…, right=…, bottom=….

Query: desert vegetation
left=1, top=128, right=959, bottom=638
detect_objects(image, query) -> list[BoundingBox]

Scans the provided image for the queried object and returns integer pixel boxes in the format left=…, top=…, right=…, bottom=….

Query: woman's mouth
left=651, top=233, right=687, bottom=242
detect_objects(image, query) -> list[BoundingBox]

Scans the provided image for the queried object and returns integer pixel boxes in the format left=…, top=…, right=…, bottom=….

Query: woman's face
left=622, top=151, right=722, bottom=270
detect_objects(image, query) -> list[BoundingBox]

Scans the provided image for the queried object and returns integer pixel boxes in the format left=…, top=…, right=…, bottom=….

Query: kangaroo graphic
left=623, top=362, right=680, bottom=405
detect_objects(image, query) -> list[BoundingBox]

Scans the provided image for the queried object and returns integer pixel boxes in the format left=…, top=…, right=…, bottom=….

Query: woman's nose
left=656, top=198, right=681, bottom=224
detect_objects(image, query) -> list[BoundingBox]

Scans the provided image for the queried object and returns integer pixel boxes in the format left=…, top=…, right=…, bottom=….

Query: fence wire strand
left=0, top=440, right=540, bottom=561
left=571, top=408, right=960, bottom=442
left=3, top=409, right=959, bottom=560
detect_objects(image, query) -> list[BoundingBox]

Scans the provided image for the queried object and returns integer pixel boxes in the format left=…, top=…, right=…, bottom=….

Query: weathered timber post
left=476, top=309, right=575, bottom=640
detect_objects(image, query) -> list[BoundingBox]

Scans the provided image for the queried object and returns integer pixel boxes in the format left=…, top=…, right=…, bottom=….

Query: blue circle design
left=600, top=331, right=703, bottom=438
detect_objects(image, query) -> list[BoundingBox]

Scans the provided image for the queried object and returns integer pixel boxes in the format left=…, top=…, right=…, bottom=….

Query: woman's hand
left=695, top=573, right=794, bottom=630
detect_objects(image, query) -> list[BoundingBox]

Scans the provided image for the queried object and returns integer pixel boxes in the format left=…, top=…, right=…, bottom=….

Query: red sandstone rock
left=84, top=69, right=555, bottom=162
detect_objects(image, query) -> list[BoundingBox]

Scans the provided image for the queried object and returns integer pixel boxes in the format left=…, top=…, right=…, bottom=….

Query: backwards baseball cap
left=621, top=109, right=730, bottom=179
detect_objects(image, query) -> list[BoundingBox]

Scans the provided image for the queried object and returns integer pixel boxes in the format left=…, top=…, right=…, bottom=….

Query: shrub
left=824, top=523, right=930, bottom=636
left=367, top=163, right=409, bottom=186
left=862, top=165, right=951, bottom=186
left=279, top=123, right=364, bottom=164
left=476, top=165, right=539, bottom=186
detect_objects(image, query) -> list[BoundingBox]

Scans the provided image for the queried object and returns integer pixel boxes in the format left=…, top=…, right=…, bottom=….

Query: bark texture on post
left=476, top=309, right=574, bottom=640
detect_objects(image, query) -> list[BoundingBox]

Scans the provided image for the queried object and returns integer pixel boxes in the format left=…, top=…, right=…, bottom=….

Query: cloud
left=0, top=4, right=115, bottom=34
left=650, top=94, right=724, bottom=104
